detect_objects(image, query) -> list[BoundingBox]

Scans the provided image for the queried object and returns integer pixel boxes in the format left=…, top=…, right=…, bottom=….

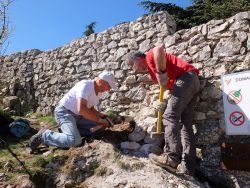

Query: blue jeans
left=42, top=106, right=98, bottom=148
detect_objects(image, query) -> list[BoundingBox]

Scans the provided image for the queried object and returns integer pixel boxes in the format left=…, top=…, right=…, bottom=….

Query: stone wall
left=0, top=12, right=176, bottom=115
left=1, top=11, right=250, bottom=184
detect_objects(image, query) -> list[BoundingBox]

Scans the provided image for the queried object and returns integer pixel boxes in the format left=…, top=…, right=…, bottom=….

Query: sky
left=6, top=0, right=192, bottom=55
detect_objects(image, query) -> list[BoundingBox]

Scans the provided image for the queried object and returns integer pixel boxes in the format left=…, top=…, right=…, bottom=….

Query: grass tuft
left=26, top=112, right=57, bottom=126
left=94, top=165, right=107, bottom=176
left=32, top=156, right=47, bottom=167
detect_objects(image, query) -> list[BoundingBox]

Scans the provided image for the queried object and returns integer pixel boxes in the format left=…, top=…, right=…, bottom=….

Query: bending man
left=127, top=45, right=200, bottom=175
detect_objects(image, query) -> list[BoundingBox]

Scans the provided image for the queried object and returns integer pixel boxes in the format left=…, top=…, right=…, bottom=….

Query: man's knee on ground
left=66, top=135, right=82, bottom=147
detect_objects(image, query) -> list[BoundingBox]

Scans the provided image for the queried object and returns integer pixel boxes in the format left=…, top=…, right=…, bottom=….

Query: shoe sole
left=29, top=136, right=41, bottom=150
left=28, top=129, right=45, bottom=150
left=176, top=170, right=194, bottom=176
left=149, top=157, right=176, bottom=173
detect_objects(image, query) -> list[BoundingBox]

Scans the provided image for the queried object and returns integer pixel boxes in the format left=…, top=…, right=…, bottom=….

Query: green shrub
left=106, top=110, right=118, bottom=120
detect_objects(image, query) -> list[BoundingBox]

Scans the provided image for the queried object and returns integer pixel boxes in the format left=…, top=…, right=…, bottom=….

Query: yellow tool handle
left=157, top=86, right=164, bottom=133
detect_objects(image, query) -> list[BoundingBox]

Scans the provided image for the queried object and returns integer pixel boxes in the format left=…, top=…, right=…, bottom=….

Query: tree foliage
left=139, top=1, right=185, bottom=15
left=0, top=0, right=13, bottom=54
left=139, top=0, right=250, bottom=30
left=83, top=22, right=96, bottom=37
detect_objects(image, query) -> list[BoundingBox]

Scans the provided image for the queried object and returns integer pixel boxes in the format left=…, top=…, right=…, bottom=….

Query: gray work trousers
left=162, top=71, right=200, bottom=168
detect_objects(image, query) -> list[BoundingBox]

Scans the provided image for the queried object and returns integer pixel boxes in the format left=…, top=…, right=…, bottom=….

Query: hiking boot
left=176, top=161, right=194, bottom=176
left=28, top=129, right=45, bottom=151
left=149, top=153, right=178, bottom=173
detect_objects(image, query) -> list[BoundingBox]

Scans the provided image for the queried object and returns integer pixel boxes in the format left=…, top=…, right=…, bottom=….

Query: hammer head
left=106, top=117, right=114, bottom=127
left=150, top=132, right=164, bottom=139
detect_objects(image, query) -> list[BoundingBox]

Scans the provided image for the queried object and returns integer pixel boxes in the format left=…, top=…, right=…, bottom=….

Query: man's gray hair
left=128, top=51, right=146, bottom=61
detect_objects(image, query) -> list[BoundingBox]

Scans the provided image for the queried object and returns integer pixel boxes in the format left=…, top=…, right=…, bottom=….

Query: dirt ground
left=91, top=121, right=135, bottom=145
left=0, top=115, right=136, bottom=187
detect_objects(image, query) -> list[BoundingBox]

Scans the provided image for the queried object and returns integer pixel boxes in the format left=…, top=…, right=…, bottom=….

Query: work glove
left=156, top=88, right=171, bottom=112
left=156, top=71, right=168, bottom=88
left=157, top=100, right=168, bottom=113
left=163, top=89, right=171, bottom=100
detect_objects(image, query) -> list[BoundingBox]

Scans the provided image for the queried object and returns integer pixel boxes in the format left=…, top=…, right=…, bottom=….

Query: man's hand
left=156, top=71, right=168, bottom=87
left=99, top=113, right=108, bottom=119
left=98, top=118, right=111, bottom=128
left=157, top=100, right=168, bottom=112
left=163, top=89, right=171, bottom=100
left=156, top=90, right=171, bottom=112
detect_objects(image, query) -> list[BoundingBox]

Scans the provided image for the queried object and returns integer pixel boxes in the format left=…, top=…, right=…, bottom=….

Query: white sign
left=221, top=71, right=250, bottom=135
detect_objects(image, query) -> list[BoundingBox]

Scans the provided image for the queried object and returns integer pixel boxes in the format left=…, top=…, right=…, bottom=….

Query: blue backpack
left=9, top=118, right=30, bottom=138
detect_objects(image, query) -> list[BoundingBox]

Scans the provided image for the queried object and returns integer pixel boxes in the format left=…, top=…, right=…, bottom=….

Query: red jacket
left=146, top=49, right=199, bottom=90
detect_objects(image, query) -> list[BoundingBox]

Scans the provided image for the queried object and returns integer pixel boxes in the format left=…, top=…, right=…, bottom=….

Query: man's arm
left=89, top=107, right=107, bottom=118
left=153, top=45, right=168, bottom=87
left=163, top=89, right=172, bottom=100
left=153, top=45, right=167, bottom=72
left=77, top=98, right=99, bottom=122
left=77, top=98, right=110, bottom=127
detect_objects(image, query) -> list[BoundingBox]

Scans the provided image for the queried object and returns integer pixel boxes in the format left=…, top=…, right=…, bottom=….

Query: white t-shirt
left=59, top=80, right=100, bottom=114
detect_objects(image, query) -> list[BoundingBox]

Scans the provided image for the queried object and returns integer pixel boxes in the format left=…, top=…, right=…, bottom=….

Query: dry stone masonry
left=0, top=12, right=176, bottom=115
left=0, top=11, right=250, bottom=186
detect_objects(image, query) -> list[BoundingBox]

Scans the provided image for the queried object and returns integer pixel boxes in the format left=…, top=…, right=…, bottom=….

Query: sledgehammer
left=150, top=86, right=165, bottom=139
left=90, top=117, right=114, bottom=133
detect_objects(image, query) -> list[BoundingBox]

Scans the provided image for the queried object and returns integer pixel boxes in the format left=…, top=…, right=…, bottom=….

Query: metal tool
left=90, top=117, right=114, bottom=133
left=0, top=136, right=32, bottom=177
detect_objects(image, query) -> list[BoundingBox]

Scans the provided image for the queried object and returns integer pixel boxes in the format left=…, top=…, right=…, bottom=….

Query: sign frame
left=221, top=70, right=250, bottom=135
